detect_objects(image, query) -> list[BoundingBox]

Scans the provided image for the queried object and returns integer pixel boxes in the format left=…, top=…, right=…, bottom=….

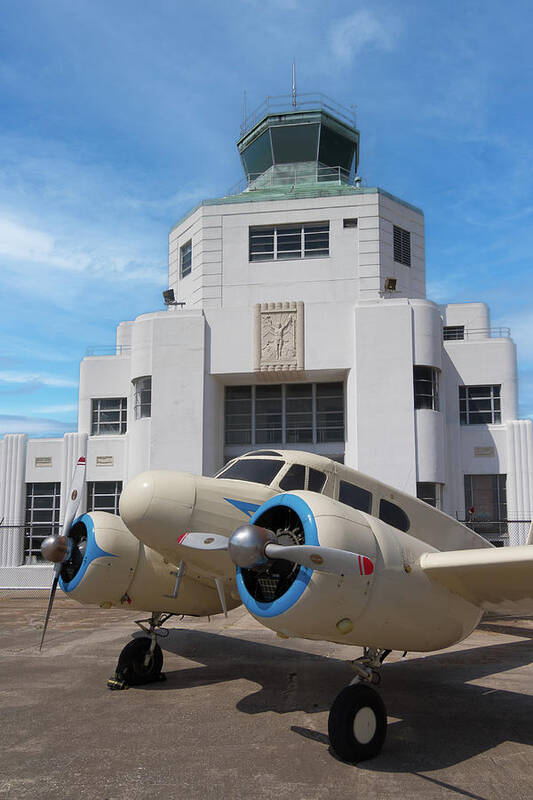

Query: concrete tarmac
left=0, top=596, right=532, bottom=800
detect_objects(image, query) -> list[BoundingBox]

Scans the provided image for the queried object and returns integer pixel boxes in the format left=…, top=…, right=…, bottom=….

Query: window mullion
left=281, top=384, right=286, bottom=444
left=251, top=386, right=256, bottom=446
left=274, top=227, right=278, bottom=261
left=312, top=383, right=317, bottom=444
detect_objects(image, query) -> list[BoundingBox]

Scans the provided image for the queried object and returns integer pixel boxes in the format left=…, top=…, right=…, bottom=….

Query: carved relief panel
left=254, top=302, right=304, bottom=374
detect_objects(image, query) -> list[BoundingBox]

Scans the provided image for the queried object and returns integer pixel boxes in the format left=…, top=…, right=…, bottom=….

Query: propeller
left=39, top=456, right=86, bottom=650
left=177, top=525, right=374, bottom=577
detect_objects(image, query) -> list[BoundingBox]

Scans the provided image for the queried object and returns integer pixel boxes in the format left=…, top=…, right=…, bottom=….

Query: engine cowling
left=237, top=492, right=482, bottom=652
left=59, top=511, right=230, bottom=615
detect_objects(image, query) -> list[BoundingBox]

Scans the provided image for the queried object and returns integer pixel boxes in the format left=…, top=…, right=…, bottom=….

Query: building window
left=417, top=482, right=443, bottom=509
left=249, top=222, right=329, bottom=262
left=180, top=240, right=192, bottom=278
left=91, top=398, right=127, bottom=435
left=464, top=474, right=507, bottom=539
left=393, top=225, right=411, bottom=266
left=87, top=481, right=123, bottom=515
left=414, top=366, right=439, bottom=410
left=443, top=325, right=464, bottom=341
left=224, top=382, right=344, bottom=446
left=133, top=376, right=152, bottom=419
left=24, top=482, right=61, bottom=562
left=459, top=385, right=501, bottom=425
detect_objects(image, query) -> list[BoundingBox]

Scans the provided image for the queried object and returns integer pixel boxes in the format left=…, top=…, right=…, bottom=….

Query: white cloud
left=0, top=371, right=78, bottom=388
left=0, top=414, right=75, bottom=437
left=38, top=403, right=78, bottom=414
left=329, top=9, right=396, bottom=65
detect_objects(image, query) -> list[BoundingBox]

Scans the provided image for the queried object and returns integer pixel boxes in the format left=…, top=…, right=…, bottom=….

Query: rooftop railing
left=443, top=327, right=511, bottom=341
left=85, top=345, right=131, bottom=357
left=240, top=93, right=357, bottom=138
left=227, top=163, right=359, bottom=196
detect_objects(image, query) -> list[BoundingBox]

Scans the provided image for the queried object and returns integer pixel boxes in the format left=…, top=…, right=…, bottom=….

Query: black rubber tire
left=116, top=638, right=163, bottom=686
left=328, top=684, right=387, bottom=763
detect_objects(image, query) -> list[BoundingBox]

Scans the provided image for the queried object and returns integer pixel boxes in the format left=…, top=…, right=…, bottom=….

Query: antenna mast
left=291, top=61, right=297, bottom=108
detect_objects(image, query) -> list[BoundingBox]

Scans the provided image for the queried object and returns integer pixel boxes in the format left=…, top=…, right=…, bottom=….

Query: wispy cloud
left=0, top=414, right=75, bottom=437
left=329, top=9, right=396, bottom=65
left=0, top=371, right=78, bottom=388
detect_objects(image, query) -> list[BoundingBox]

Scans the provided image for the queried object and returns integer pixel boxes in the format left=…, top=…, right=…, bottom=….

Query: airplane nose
left=120, top=471, right=196, bottom=552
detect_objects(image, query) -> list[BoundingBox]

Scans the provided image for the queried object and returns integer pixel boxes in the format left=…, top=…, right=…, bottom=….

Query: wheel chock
left=107, top=677, right=129, bottom=690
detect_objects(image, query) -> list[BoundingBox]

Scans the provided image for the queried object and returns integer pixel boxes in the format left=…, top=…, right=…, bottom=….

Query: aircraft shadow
left=129, top=625, right=533, bottom=771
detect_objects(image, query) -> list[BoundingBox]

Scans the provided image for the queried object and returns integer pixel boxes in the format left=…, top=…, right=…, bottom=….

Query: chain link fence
left=0, top=519, right=531, bottom=596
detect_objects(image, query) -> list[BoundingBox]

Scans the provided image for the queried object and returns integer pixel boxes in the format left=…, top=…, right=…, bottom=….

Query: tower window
left=224, top=382, right=344, bottom=446
left=25, top=482, right=61, bottom=562
left=414, top=366, right=439, bottom=411
left=249, top=223, right=329, bottom=262
left=393, top=225, right=411, bottom=267
left=133, top=376, right=152, bottom=419
left=91, top=398, right=127, bottom=435
left=443, top=325, right=464, bottom=341
left=87, top=481, right=123, bottom=515
left=459, top=385, right=501, bottom=425
left=180, top=240, right=192, bottom=278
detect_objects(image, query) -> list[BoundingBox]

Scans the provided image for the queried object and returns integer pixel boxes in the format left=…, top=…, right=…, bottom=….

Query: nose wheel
left=328, top=647, right=390, bottom=762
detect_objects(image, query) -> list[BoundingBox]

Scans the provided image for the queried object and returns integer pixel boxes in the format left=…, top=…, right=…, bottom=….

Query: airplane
left=40, top=448, right=533, bottom=763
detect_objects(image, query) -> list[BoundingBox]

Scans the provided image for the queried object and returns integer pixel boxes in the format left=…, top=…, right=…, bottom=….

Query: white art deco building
left=1, top=94, right=532, bottom=587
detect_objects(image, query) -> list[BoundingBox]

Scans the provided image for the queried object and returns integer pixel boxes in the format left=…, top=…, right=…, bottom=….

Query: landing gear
left=107, top=612, right=172, bottom=690
left=328, top=647, right=390, bottom=763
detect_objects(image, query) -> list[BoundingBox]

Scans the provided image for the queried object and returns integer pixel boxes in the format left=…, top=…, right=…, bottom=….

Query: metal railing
left=227, top=163, right=358, bottom=196
left=240, top=93, right=357, bottom=138
left=444, top=327, right=511, bottom=341
left=85, top=345, right=131, bottom=357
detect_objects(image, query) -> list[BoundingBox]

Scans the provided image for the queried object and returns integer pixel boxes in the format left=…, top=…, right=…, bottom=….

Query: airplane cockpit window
left=279, top=464, right=306, bottom=491
left=339, top=481, right=372, bottom=514
left=215, top=459, right=284, bottom=486
left=308, top=468, right=327, bottom=493
left=379, top=499, right=410, bottom=532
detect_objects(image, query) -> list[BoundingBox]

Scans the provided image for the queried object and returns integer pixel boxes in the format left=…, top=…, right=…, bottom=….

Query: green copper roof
left=169, top=185, right=423, bottom=234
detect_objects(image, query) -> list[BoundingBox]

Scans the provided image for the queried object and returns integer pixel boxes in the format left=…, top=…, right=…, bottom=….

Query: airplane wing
left=420, top=545, right=533, bottom=614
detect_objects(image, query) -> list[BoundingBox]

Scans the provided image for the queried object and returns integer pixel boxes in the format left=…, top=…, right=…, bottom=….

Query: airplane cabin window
left=308, top=468, right=327, bottom=493
left=215, top=459, right=284, bottom=486
left=279, top=464, right=306, bottom=491
left=339, top=481, right=372, bottom=513
left=379, top=499, right=410, bottom=532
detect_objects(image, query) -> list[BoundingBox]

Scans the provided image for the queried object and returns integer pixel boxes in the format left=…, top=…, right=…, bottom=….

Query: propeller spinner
left=39, top=456, right=86, bottom=650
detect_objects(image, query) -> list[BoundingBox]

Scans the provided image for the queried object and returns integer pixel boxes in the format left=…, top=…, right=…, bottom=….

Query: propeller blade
left=39, top=564, right=61, bottom=651
left=264, top=543, right=374, bottom=577
left=177, top=532, right=229, bottom=551
left=39, top=456, right=86, bottom=650
left=60, top=456, right=86, bottom=538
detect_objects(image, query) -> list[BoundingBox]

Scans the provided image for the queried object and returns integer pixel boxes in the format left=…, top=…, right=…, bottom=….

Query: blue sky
left=1, top=0, right=532, bottom=437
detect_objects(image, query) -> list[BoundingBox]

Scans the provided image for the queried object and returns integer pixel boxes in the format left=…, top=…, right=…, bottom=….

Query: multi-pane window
left=249, top=223, right=329, bottom=262
left=180, top=240, right=192, bottom=278
left=87, top=481, right=123, bottom=515
left=133, top=376, right=152, bottom=419
left=414, top=366, right=439, bottom=410
left=464, top=474, right=507, bottom=538
left=393, top=225, right=411, bottom=266
left=417, top=482, right=443, bottom=509
left=25, top=482, right=61, bottom=562
left=224, top=382, right=344, bottom=446
left=459, top=385, right=501, bottom=425
left=443, top=325, right=464, bottom=341
left=91, top=398, right=127, bottom=435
